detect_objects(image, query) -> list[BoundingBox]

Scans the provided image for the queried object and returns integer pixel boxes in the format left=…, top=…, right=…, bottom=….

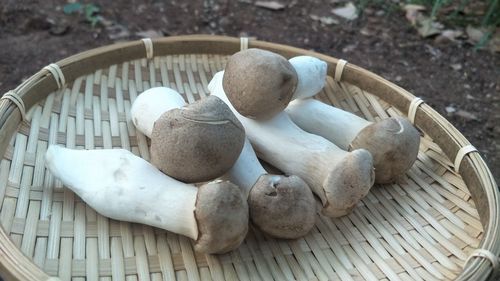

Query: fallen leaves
left=401, top=3, right=499, bottom=53
left=402, top=4, right=444, bottom=38
left=331, top=2, right=358, bottom=20
left=417, top=17, right=443, bottom=38
left=465, top=26, right=499, bottom=52
left=440, top=30, right=463, bottom=41
left=404, top=4, right=425, bottom=25
left=254, top=1, right=285, bottom=11
left=466, top=25, right=486, bottom=42
left=308, top=1, right=356, bottom=26
left=310, top=15, right=338, bottom=26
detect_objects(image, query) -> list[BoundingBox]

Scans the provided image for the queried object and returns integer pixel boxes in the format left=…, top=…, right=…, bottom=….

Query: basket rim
left=0, top=34, right=498, bottom=281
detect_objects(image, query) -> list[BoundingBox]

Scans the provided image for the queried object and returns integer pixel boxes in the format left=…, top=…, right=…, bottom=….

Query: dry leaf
left=455, top=110, right=479, bottom=121
left=332, top=2, right=358, bottom=20
left=310, top=14, right=338, bottom=25
left=466, top=25, right=485, bottom=42
left=319, top=16, right=338, bottom=25
left=417, top=17, right=442, bottom=38
left=255, top=1, right=285, bottom=10
left=403, top=4, right=425, bottom=25
left=440, top=29, right=463, bottom=41
left=435, top=29, right=464, bottom=44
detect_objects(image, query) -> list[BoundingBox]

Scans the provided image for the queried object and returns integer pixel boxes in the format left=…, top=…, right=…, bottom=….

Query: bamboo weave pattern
left=0, top=54, right=483, bottom=281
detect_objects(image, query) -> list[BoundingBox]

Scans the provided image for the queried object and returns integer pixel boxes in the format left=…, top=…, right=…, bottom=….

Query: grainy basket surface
left=0, top=35, right=498, bottom=281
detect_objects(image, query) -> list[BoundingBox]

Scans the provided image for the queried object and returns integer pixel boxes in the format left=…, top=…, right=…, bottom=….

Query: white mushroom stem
left=209, top=71, right=374, bottom=217
left=219, top=117, right=317, bottom=239
left=45, top=146, right=199, bottom=239
left=224, top=138, right=270, bottom=197
left=287, top=56, right=367, bottom=147
left=130, top=87, right=186, bottom=138
left=289, top=56, right=328, bottom=100
left=286, top=99, right=369, bottom=149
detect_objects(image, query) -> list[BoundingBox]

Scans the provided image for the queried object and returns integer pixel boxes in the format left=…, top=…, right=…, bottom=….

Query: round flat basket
left=0, top=35, right=498, bottom=281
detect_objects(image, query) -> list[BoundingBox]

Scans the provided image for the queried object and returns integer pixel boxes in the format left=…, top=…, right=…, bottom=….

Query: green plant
left=356, top=0, right=499, bottom=27
left=482, top=0, right=499, bottom=27
left=474, top=29, right=494, bottom=50
left=430, top=0, right=444, bottom=18
left=63, top=2, right=101, bottom=27
left=355, top=0, right=499, bottom=49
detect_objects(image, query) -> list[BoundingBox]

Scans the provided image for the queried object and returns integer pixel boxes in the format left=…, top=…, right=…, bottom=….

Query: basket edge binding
left=0, top=35, right=498, bottom=281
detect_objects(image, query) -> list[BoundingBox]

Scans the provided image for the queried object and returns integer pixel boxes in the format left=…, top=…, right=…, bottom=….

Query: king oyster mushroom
left=45, top=146, right=248, bottom=254
left=285, top=56, right=420, bottom=183
left=223, top=48, right=298, bottom=120
left=226, top=138, right=316, bottom=238
left=131, top=87, right=245, bottom=182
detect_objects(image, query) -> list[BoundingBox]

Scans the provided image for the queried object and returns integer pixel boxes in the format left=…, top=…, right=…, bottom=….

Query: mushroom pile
left=209, top=48, right=420, bottom=215
left=44, top=47, right=420, bottom=255
left=130, top=88, right=316, bottom=239
left=285, top=56, right=420, bottom=184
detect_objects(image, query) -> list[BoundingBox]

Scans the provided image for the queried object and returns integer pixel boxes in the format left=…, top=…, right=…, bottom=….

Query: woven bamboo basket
left=0, top=35, right=498, bottom=281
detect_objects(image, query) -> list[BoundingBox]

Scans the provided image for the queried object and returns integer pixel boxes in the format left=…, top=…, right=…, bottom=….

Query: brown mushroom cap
left=150, top=96, right=245, bottom=182
left=248, top=175, right=316, bottom=239
left=223, top=48, right=298, bottom=120
left=194, top=180, right=249, bottom=254
left=349, top=117, right=420, bottom=184
left=322, top=149, right=375, bottom=217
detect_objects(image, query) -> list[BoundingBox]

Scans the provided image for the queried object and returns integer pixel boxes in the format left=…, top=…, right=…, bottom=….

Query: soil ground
left=1, top=0, right=499, bottom=183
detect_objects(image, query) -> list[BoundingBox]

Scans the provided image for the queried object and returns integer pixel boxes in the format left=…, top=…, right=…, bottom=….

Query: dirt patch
left=1, top=0, right=499, bottom=182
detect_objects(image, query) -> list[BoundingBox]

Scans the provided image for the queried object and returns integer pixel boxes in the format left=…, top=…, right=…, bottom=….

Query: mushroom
left=223, top=48, right=298, bottom=120
left=289, top=56, right=328, bottom=100
left=132, top=87, right=316, bottom=238
left=286, top=99, right=420, bottom=183
left=131, top=87, right=245, bottom=182
left=225, top=138, right=316, bottom=238
left=210, top=71, right=375, bottom=217
left=45, top=146, right=248, bottom=254
left=286, top=56, right=420, bottom=183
